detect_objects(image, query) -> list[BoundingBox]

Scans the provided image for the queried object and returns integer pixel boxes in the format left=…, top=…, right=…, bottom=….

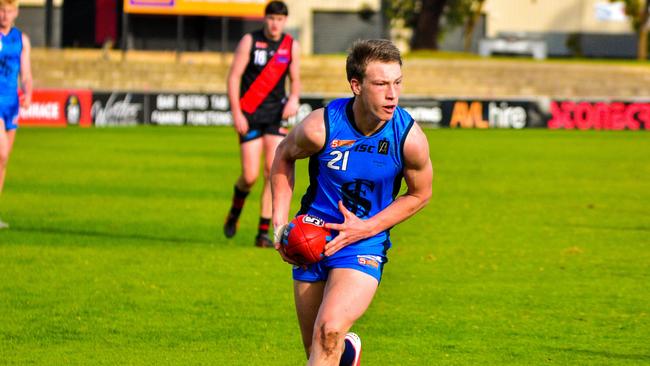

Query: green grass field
left=1, top=127, right=648, bottom=365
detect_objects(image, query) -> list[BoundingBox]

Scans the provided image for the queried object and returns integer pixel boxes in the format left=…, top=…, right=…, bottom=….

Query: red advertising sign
left=18, top=89, right=93, bottom=127
left=548, top=101, right=650, bottom=130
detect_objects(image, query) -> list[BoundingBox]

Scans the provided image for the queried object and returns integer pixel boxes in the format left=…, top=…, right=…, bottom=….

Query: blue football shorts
left=0, top=99, right=20, bottom=131
left=292, top=249, right=388, bottom=284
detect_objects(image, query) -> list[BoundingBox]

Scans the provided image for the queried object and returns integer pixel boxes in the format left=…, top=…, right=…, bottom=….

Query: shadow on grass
left=545, top=346, right=650, bottom=362
left=562, top=223, right=650, bottom=233
left=9, top=225, right=215, bottom=245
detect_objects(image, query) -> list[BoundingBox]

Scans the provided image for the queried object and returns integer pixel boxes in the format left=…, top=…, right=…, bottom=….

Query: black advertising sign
left=149, top=93, right=232, bottom=126
left=91, top=92, right=146, bottom=127
left=438, top=99, right=547, bottom=129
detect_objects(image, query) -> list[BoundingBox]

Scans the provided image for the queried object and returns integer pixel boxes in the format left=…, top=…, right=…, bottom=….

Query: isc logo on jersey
left=327, top=139, right=390, bottom=171
left=330, top=139, right=389, bottom=153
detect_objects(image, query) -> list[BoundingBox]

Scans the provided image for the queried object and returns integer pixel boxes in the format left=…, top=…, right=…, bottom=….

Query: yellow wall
left=484, top=0, right=632, bottom=37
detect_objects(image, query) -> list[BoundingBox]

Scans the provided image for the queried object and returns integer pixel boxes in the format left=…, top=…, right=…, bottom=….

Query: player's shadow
left=543, top=347, right=650, bottom=362
left=560, top=223, right=650, bottom=233
left=10, top=226, right=213, bottom=245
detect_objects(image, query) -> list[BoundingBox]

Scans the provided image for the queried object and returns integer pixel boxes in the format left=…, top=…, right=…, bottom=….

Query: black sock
left=258, top=217, right=270, bottom=236
left=228, top=186, right=249, bottom=220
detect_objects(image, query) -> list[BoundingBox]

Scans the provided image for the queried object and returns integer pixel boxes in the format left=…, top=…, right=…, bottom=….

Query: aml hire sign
left=124, top=0, right=267, bottom=17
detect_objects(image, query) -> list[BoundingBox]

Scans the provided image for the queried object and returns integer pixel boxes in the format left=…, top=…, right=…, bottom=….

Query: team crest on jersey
left=330, top=139, right=355, bottom=148
left=378, top=138, right=390, bottom=155
left=341, top=179, right=375, bottom=217
left=255, top=41, right=268, bottom=49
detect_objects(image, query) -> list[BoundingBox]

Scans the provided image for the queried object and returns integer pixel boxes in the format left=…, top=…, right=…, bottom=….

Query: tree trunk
left=639, top=27, right=648, bottom=60
left=463, top=0, right=485, bottom=52
left=411, top=0, right=448, bottom=50
left=638, top=0, right=649, bottom=60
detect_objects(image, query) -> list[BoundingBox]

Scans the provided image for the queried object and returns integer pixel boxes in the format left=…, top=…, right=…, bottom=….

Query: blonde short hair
left=0, top=0, right=19, bottom=7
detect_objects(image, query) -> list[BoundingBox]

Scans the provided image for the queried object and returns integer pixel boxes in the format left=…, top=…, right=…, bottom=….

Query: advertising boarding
left=123, top=0, right=267, bottom=17
left=18, top=89, right=93, bottom=127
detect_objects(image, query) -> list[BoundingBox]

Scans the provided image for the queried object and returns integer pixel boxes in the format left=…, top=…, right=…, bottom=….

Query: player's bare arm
left=271, top=109, right=325, bottom=248
left=20, top=33, right=32, bottom=108
left=227, top=34, right=252, bottom=135
left=282, top=40, right=301, bottom=120
left=324, top=122, right=433, bottom=256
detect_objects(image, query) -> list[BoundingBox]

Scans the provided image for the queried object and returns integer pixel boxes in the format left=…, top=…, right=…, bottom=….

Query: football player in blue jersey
left=271, top=39, right=432, bottom=365
left=224, top=0, right=301, bottom=247
left=0, top=0, right=32, bottom=229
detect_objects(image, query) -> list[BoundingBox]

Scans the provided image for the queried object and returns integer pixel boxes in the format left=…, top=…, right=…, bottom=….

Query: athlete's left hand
left=323, top=201, right=374, bottom=257
left=281, top=96, right=299, bottom=120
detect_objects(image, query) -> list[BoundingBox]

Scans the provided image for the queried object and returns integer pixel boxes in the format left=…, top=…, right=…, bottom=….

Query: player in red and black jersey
left=225, top=1, right=300, bottom=247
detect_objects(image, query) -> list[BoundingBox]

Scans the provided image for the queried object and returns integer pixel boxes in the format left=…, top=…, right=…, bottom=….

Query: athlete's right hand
left=274, top=240, right=301, bottom=266
left=274, top=224, right=303, bottom=266
left=276, top=246, right=307, bottom=268
left=233, top=111, right=249, bottom=135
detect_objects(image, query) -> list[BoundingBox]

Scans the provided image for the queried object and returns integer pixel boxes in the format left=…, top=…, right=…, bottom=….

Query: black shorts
left=239, top=122, right=288, bottom=143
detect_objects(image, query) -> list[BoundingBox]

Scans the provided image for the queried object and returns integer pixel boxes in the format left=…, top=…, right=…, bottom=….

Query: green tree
left=385, top=0, right=485, bottom=50
left=611, top=0, right=649, bottom=60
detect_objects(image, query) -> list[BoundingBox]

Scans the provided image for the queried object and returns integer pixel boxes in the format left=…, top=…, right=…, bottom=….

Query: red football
left=281, top=214, right=332, bottom=265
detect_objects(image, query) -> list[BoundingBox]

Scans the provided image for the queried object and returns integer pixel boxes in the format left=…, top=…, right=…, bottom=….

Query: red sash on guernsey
left=240, top=34, right=293, bottom=114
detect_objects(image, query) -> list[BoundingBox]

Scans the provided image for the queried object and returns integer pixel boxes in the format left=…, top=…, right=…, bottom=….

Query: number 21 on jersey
left=327, top=151, right=349, bottom=171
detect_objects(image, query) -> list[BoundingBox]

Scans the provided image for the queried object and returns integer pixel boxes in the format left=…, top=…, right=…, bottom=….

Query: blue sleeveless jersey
left=298, top=97, right=415, bottom=256
left=0, top=27, right=22, bottom=102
